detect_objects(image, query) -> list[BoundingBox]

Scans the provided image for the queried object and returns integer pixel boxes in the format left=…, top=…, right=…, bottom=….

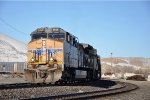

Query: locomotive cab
left=25, top=27, right=66, bottom=83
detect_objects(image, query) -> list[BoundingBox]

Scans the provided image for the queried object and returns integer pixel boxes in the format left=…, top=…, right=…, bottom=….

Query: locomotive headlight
left=31, top=58, right=35, bottom=62
left=49, top=58, right=53, bottom=62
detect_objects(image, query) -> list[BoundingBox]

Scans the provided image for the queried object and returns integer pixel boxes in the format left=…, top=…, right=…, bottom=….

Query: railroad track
left=0, top=80, right=138, bottom=100
left=0, top=80, right=116, bottom=90
left=24, top=82, right=138, bottom=100
left=0, top=83, right=54, bottom=90
left=0, top=81, right=84, bottom=90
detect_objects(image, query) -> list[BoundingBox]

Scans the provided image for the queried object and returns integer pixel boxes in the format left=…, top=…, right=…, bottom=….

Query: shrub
left=126, top=75, right=146, bottom=81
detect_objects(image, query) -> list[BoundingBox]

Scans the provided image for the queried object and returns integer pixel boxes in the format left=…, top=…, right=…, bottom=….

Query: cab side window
left=73, top=38, right=75, bottom=46
left=66, top=33, right=70, bottom=42
left=70, top=36, right=73, bottom=45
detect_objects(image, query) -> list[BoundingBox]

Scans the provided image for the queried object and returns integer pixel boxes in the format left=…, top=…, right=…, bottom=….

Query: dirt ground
left=0, top=74, right=27, bottom=84
left=96, top=80, right=150, bottom=100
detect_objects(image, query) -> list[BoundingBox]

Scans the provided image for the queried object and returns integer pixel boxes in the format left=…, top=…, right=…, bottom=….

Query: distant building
left=102, top=73, right=117, bottom=79
left=148, top=75, right=150, bottom=81
left=0, top=33, right=27, bottom=73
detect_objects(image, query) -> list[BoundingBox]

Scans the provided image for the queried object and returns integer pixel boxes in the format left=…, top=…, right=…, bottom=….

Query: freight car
left=24, top=27, right=101, bottom=83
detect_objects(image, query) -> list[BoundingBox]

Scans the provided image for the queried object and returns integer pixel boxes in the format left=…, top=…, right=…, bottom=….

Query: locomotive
left=24, top=27, right=101, bottom=83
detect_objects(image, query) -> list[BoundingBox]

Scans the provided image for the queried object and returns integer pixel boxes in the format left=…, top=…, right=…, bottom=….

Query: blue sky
left=0, top=1, right=150, bottom=58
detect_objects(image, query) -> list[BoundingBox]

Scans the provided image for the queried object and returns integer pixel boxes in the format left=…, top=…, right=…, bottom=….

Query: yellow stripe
left=28, top=61, right=63, bottom=65
left=49, top=62, right=63, bottom=65
left=28, top=62, right=46, bottom=64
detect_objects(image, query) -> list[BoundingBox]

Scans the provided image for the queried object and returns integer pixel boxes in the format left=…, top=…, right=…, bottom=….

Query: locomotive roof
left=80, top=43, right=97, bottom=55
left=80, top=43, right=93, bottom=49
left=31, top=27, right=66, bottom=34
left=30, top=27, right=76, bottom=38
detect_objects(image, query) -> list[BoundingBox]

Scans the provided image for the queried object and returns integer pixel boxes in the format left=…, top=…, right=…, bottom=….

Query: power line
left=0, top=17, right=27, bottom=35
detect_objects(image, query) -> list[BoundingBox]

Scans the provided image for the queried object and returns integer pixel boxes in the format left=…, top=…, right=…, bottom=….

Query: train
left=24, top=27, right=101, bottom=83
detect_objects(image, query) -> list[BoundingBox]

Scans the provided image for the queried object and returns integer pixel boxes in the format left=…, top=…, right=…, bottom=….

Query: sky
left=0, top=1, right=150, bottom=58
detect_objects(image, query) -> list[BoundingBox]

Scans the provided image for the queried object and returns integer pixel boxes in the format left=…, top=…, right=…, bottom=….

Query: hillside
left=101, top=57, right=150, bottom=75
left=102, top=57, right=150, bottom=68
left=0, top=33, right=27, bottom=62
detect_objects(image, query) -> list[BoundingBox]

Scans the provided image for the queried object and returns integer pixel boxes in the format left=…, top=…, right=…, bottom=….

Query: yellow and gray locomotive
left=24, top=27, right=101, bottom=83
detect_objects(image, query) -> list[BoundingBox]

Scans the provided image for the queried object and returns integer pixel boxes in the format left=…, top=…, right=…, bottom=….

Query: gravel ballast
left=97, top=80, right=150, bottom=100
left=0, top=80, right=122, bottom=100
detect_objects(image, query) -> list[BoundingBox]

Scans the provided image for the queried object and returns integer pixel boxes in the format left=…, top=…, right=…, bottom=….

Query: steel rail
left=0, top=80, right=138, bottom=100
left=21, top=82, right=138, bottom=100
left=0, top=80, right=115, bottom=90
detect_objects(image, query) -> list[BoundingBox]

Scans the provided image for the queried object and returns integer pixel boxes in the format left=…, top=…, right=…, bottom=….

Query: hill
left=101, top=57, right=150, bottom=76
left=0, top=33, right=27, bottom=62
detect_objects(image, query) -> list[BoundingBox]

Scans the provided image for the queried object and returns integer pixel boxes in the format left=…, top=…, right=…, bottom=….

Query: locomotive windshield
left=32, top=33, right=47, bottom=40
left=48, top=33, right=64, bottom=39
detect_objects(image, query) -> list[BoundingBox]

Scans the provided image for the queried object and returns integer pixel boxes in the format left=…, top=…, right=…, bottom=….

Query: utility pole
left=110, top=52, right=113, bottom=68
left=110, top=52, right=113, bottom=74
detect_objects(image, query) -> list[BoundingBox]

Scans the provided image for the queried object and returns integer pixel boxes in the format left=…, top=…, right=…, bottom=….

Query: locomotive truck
left=24, top=27, right=101, bottom=83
